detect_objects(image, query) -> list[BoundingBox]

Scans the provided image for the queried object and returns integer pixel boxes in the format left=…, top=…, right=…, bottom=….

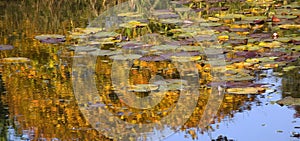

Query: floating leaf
left=35, top=34, right=66, bottom=43
left=151, top=44, right=179, bottom=51
left=91, top=32, right=119, bottom=39
left=274, top=15, right=298, bottom=20
left=176, top=46, right=203, bottom=52
left=219, top=14, right=245, bottom=19
left=258, top=41, right=281, bottom=48
left=223, top=73, right=255, bottom=81
left=276, top=96, right=300, bottom=106
left=160, top=19, right=183, bottom=24
left=117, top=12, right=143, bottom=18
left=91, top=50, right=122, bottom=56
left=1, top=57, right=30, bottom=63
left=128, top=84, right=159, bottom=92
left=119, top=21, right=148, bottom=28
left=291, top=45, right=300, bottom=51
left=0, top=45, right=14, bottom=50
left=109, top=54, right=142, bottom=60
left=139, top=55, right=169, bottom=62
left=174, top=7, right=192, bottom=12
left=278, top=24, right=300, bottom=29
left=199, top=22, right=222, bottom=27
left=243, top=16, right=267, bottom=21
left=227, top=87, right=265, bottom=94
left=282, top=66, right=298, bottom=72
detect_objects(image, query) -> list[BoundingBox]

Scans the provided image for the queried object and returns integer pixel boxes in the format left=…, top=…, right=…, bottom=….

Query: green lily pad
left=291, top=45, right=300, bottom=51
left=219, top=14, right=245, bottom=20
left=119, top=21, right=148, bottom=28
left=174, top=7, right=192, bottom=12
left=276, top=96, right=300, bottom=106
left=223, top=73, right=255, bottom=81
left=68, top=46, right=98, bottom=52
left=174, top=33, right=196, bottom=39
left=258, top=41, right=282, bottom=48
left=91, top=50, right=122, bottom=56
left=91, top=32, right=119, bottom=39
left=282, top=66, right=298, bottom=72
left=151, top=44, right=179, bottom=51
left=176, top=46, right=204, bottom=52
left=199, top=22, right=222, bottom=27
left=74, top=27, right=103, bottom=34
left=117, top=12, right=143, bottom=18
left=278, top=24, right=300, bottom=30
left=243, top=16, right=267, bottom=21
left=276, top=37, right=292, bottom=43
left=274, top=15, right=298, bottom=20
left=246, top=57, right=277, bottom=63
left=160, top=19, right=183, bottom=24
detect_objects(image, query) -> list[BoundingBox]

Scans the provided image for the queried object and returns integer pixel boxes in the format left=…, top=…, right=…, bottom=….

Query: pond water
left=0, top=0, right=300, bottom=141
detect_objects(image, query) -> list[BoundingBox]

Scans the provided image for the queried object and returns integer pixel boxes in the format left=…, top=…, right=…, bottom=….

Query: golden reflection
left=1, top=0, right=295, bottom=140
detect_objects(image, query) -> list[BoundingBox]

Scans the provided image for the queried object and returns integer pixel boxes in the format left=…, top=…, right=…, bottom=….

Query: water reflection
left=0, top=0, right=300, bottom=140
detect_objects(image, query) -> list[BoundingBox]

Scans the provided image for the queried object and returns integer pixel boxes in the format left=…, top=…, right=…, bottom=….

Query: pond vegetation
left=0, top=0, right=300, bottom=140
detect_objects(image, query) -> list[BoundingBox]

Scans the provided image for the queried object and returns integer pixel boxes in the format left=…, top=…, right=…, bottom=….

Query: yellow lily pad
left=1, top=57, right=30, bottom=63
left=227, top=87, right=265, bottom=94
left=282, top=66, right=298, bottom=72
left=258, top=41, right=281, bottom=48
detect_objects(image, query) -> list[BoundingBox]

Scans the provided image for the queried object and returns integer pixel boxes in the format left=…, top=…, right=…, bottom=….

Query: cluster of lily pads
left=2, top=0, right=298, bottom=95
left=0, top=0, right=299, bottom=140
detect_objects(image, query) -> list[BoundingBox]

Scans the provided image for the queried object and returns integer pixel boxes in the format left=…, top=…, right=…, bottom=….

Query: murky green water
left=0, top=0, right=300, bottom=141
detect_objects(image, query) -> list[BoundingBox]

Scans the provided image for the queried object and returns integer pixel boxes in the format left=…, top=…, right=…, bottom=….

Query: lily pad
left=91, top=50, right=122, bottom=56
left=276, top=96, right=300, bottom=106
left=128, top=84, right=159, bottom=92
left=91, top=32, right=119, bottom=39
left=109, top=54, right=142, bottom=60
left=119, top=21, right=148, bottom=28
left=274, top=15, right=298, bottom=20
left=199, top=22, right=222, bottom=27
left=291, top=45, right=300, bottom=51
left=227, top=87, right=265, bottom=94
left=219, top=14, right=245, bottom=20
left=160, top=19, right=183, bottom=24
left=223, top=73, right=255, bottom=81
left=75, top=27, right=103, bottom=34
left=258, top=41, right=282, bottom=48
left=151, top=44, right=179, bottom=51
left=243, top=16, right=267, bottom=21
left=282, top=66, right=298, bottom=72
left=0, top=45, right=14, bottom=50
left=174, top=7, right=192, bottom=12
left=176, top=46, right=204, bottom=52
left=35, top=34, right=66, bottom=44
left=1, top=57, right=30, bottom=63
left=139, top=55, right=169, bottom=62
left=278, top=24, right=300, bottom=30
left=117, top=12, right=143, bottom=18
left=276, top=37, right=293, bottom=43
